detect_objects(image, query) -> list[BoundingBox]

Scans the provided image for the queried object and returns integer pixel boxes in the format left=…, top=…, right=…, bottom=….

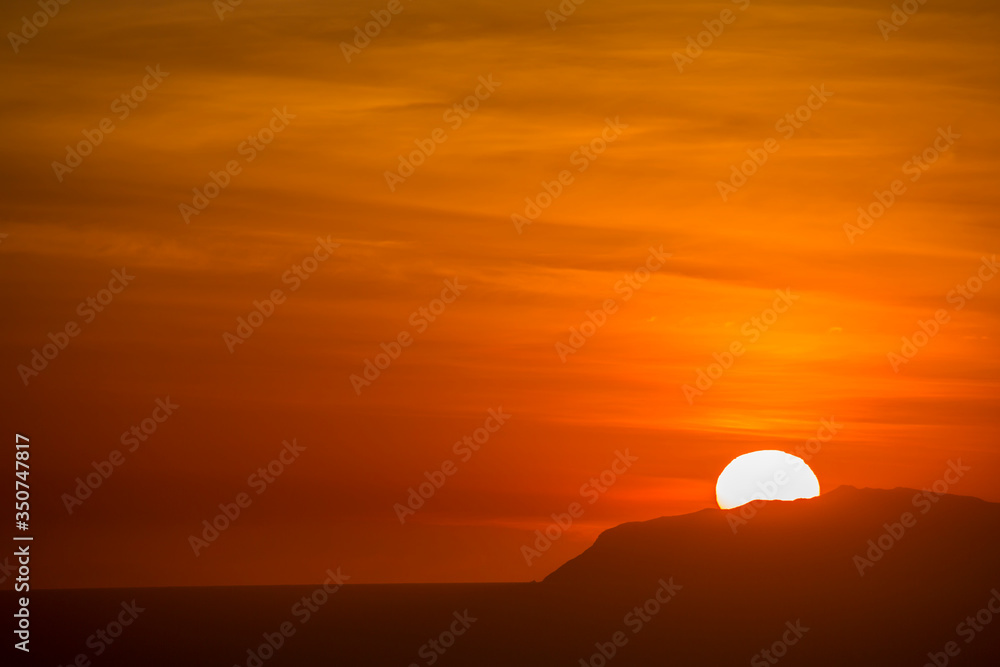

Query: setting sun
left=716, top=450, right=821, bottom=509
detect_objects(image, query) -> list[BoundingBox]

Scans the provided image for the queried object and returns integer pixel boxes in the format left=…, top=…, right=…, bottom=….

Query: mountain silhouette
left=535, top=485, right=1000, bottom=665
left=8, top=487, right=999, bottom=665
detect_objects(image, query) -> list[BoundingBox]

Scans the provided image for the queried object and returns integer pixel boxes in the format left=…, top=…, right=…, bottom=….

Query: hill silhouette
left=8, top=487, right=999, bottom=665
left=536, top=485, right=1000, bottom=665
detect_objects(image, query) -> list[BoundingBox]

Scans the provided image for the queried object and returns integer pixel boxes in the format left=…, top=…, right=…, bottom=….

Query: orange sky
left=1, top=0, right=998, bottom=588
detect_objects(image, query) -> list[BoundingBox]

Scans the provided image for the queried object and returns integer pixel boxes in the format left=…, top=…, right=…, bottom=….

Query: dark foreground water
left=5, top=579, right=1000, bottom=667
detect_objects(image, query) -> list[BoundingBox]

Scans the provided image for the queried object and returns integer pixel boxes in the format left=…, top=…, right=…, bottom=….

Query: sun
left=716, top=450, right=820, bottom=509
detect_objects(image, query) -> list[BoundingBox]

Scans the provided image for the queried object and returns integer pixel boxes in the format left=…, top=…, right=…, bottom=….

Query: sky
left=0, top=0, right=998, bottom=588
